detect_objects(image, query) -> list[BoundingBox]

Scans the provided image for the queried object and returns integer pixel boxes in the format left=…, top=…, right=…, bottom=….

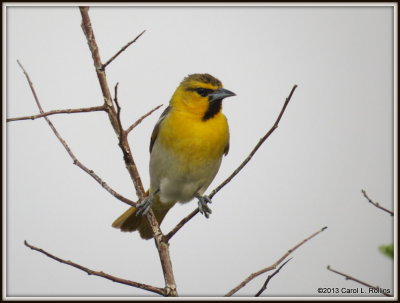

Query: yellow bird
left=112, top=74, right=235, bottom=239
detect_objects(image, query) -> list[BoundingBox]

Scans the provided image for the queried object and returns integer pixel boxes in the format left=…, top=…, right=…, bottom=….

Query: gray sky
left=5, top=4, right=396, bottom=298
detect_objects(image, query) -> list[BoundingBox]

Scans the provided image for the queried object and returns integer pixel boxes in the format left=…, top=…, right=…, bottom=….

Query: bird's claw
left=136, top=196, right=153, bottom=216
left=197, top=195, right=212, bottom=218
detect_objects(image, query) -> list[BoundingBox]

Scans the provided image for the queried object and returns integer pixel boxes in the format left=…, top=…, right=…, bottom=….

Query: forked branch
left=79, top=6, right=177, bottom=296
left=225, top=226, right=327, bottom=296
left=15, top=60, right=136, bottom=208
left=255, top=258, right=292, bottom=297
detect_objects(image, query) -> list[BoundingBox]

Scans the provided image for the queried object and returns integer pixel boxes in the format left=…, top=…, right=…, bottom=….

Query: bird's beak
left=209, top=88, right=236, bottom=103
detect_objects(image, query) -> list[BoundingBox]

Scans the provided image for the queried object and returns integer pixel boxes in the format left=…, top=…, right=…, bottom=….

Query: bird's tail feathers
left=112, top=196, right=175, bottom=240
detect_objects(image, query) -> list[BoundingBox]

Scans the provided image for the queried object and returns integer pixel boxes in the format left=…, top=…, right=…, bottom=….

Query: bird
left=112, top=73, right=236, bottom=239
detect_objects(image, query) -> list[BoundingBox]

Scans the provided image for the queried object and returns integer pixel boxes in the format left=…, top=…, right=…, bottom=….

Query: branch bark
left=327, top=266, right=392, bottom=297
left=24, top=241, right=165, bottom=296
left=225, top=226, right=327, bottom=296
left=79, top=6, right=177, bottom=296
left=79, top=6, right=145, bottom=199
left=166, top=84, right=298, bottom=241
left=6, top=105, right=105, bottom=122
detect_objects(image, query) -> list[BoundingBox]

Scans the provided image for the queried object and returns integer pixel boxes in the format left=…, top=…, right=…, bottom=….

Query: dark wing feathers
left=150, top=106, right=171, bottom=153
left=224, top=141, right=230, bottom=156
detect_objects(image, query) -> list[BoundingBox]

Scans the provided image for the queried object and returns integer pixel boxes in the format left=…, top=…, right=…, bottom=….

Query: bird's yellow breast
left=157, top=108, right=229, bottom=169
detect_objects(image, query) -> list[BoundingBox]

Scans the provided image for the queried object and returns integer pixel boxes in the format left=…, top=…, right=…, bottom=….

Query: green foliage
left=379, top=244, right=393, bottom=259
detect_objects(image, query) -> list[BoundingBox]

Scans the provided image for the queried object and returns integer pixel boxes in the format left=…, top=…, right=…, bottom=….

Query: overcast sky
left=5, top=4, right=396, bottom=299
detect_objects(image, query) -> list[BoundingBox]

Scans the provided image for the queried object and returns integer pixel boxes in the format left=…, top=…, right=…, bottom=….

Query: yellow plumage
left=112, top=74, right=235, bottom=239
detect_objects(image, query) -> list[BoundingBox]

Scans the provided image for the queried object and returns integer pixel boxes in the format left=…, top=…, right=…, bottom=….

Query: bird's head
left=170, top=73, right=236, bottom=120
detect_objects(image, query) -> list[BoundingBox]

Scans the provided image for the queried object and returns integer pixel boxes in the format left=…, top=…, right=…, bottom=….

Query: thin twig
left=102, top=30, right=146, bottom=69
left=327, top=265, right=392, bottom=297
left=255, top=258, right=292, bottom=297
left=126, top=104, right=163, bottom=134
left=16, top=60, right=136, bottom=208
left=210, top=84, right=297, bottom=199
left=165, top=211, right=198, bottom=241
left=361, top=189, right=393, bottom=216
left=225, top=226, right=327, bottom=297
left=6, top=105, right=105, bottom=122
left=24, top=240, right=165, bottom=296
left=166, top=85, right=298, bottom=241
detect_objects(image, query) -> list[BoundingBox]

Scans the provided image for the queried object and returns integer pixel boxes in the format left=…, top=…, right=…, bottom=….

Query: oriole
left=112, top=74, right=235, bottom=239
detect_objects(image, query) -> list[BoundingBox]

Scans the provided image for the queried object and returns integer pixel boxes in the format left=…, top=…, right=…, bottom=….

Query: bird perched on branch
left=112, top=73, right=236, bottom=239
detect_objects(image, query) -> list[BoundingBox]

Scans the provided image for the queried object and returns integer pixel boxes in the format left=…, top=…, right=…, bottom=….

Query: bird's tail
left=112, top=196, right=175, bottom=240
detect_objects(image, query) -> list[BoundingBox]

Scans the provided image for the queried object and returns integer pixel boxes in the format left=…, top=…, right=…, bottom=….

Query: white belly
left=149, top=140, right=222, bottom=204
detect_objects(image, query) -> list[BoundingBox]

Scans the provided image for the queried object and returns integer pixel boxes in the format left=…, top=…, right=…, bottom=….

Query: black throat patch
left=202, top=99, right=222, bottom=121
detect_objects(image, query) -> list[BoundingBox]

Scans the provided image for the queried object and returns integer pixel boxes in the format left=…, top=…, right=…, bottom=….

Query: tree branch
left=126, top=104, right=163, bottom=134
left=24, top=240, right=165, bottom=296
left=6, top=105, right=106, bottom=122
left=327, top=265, right=392, bottom=297
left=210, top=84, right=298, bottom=199
left=80, top=6, right=145, bottom=199
left=255, top=258, right=292, bottom=297
left=16, top=60, right=136, bottom=208
left=102, top=30, right=146, bottom=69
left=166, top=84, right=298, bottom=241
left=361, top=189, right=393, bottom=216
left=225, top=226, right=327, bottom=296
left=79, top=6, right=177, bottom=296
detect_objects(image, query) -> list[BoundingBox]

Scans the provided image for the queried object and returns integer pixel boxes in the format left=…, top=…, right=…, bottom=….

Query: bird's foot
left=136, top=196, right=153, bottom=216
left=196, top=195, right=212, bottom=218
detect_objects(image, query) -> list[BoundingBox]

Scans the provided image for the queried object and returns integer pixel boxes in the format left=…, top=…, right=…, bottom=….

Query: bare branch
left=79, top=7, right=119, bottom=130
left=6, top=105, right=105, bottom=122
left=165, top=210, right=198, bottom=242
left=16, top=60, right=136, bottom=208
left=166, top=85, right=298, bottom=241
left=361, top=189, right=393, bottom=216
left=102, top=30, right=146, bottom=69
left=327, top=265, right=392, bottom=297
left=24, top=240, right=165, bottom=296
left=225, top=226, right=327, bottom=296
left=255, top=258, right=292, bottom=297
left=79, top=6, right=145, bottom=199
left=79, top=7, right=177, bottom=295
left=126, top=104, right=163, bottom=134
left=210, top=84, right=298, bottom=199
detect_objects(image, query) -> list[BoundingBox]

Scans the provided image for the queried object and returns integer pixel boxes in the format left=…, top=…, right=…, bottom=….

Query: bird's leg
left=136, top=189, right=159, bottom=216
left=195, top=194, right=212, bottom=218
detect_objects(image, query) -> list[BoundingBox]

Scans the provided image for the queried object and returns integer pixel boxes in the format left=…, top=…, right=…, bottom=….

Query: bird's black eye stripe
left=197, top=88, right=212, bottom=97
left=186, top=87, right=213, bottom=97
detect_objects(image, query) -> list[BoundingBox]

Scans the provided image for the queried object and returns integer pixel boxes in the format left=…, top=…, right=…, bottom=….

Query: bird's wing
left=224, top=141, right=230, bottom=156
left=224, top=117, right=230, bottom=156
left=150, top=106, right=171, bottom=153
